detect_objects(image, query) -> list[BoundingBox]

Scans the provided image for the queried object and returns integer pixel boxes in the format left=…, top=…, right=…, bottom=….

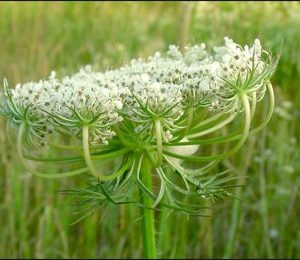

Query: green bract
left=0, top=37, right=278, bottom=214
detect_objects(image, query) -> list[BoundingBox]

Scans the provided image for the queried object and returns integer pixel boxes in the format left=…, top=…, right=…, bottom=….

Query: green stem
left=155, top=119, right=163, bottom=167
left=166, top=83, right=274, bottom=147
left=187, top=112, right=236, bottom=139
left=227, top=93, right=251, bottom=156
left=139, top=156, right=157, bottom=259
left=174, top=106, right=194, bottom=141
left=82, top=125, right=126, bottom=181
left=249, top=82, right=274, bottom=135
left=25, top=148, right=129, bottom=163
left=163, top=94, right=251, bottom=162
left=17, top=124, right=88, bottom=178
left=158, top=198, right=171, bottom=257
left=82, top=125, right=103, bottom=178
left=185, top=106, right=194, bottom=131
left=189, top=110, right=225, bottom=132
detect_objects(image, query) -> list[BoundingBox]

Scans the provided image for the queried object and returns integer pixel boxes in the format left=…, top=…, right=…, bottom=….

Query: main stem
left=140, top=155, right=157, bottom=259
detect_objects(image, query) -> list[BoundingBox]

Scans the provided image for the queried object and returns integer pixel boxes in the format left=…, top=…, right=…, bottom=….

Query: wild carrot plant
left=0, top=37, right=278, bottom=258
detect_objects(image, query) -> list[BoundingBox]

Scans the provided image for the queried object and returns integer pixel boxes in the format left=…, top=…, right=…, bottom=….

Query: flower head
left=0, top=37, right=278, bottom=214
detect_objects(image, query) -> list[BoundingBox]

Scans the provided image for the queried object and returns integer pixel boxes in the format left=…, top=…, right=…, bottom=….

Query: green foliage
left=0, top=2, right=300, bottom=258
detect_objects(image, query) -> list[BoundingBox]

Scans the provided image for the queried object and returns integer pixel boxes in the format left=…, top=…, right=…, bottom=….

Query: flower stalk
left=82, top=125, right=102, bottom=178
left=154, top=119, right=163, bottom=167
left=140, top=156, right=157, bottom=259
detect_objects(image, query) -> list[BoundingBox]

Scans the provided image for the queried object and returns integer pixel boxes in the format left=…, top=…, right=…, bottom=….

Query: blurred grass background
left=0, top=1, right=300, bottom=258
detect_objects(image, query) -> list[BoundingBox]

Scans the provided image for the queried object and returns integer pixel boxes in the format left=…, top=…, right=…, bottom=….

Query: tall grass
left=0, top=2, right=300, bottom=258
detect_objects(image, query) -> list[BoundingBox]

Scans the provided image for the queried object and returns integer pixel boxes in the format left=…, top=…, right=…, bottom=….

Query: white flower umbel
left=0, top=38, right=280, bottom=260
left=0, top=37, right=278, bottom=213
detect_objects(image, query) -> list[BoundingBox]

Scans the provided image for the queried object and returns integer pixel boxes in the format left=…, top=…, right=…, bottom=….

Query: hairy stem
left=139, top=156, right=157, bottom=259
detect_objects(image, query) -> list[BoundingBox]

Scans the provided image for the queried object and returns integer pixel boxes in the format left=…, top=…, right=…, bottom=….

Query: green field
left=0, top=2, right=300, bottom=258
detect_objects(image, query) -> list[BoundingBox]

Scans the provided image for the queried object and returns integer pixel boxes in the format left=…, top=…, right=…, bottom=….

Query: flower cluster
left=0, top=37, right=278, bottom=213
left=1, top=37, right=275, bottom=146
